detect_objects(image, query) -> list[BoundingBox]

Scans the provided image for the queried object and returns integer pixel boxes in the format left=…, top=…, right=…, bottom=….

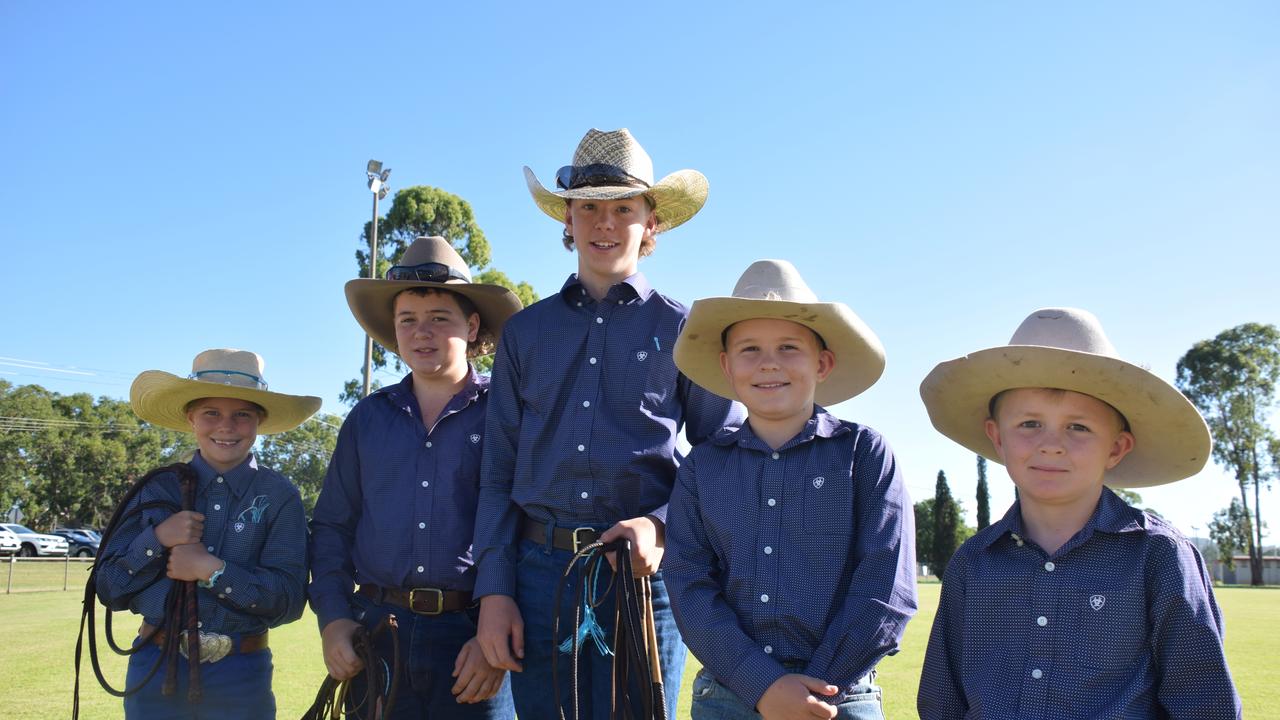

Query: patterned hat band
left=189, top=369, right=268, bottom=390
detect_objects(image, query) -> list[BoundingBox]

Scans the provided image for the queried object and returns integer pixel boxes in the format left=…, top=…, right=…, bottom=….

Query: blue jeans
left=510, top=537, right=685, bottom=719
left=345, top=592, right=514, bottom=719
left=689, top=668, right=884, bottom=720
left=124, top=636, right=275, bottom=719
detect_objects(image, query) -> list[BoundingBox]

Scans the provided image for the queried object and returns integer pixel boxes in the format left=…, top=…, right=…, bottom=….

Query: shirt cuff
left=646, top=504, right=669, bottom=527
left=724, top=652, right=789, bottom=710
left=473, top=555, right=516, bottom=599
left=312, top=593, right=354, bottom=631
left=207, top=561, right=257, bottom=610
left=121, top=526, right=166, bottom=574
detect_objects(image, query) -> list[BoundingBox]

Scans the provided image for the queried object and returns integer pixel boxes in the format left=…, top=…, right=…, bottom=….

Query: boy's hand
left=477, top=595, right=524, bottom=672
left=155, top=511, right=205, bottom=548
left=757, top=674, right=840, bottom=720
left=165, top=542, right=221, bottom=582
left=599, top=515, right=664, bottom=576
left=452, top=636, right=506, bottom=703
left=320, top=618, right=365, bottom=680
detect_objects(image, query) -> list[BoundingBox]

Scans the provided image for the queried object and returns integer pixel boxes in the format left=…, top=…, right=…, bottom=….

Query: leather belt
left=357, top=584, right=473, bottom=615
left=142, top=623, right=268, bottom=662
left=522, top=518, right=601, bottom=553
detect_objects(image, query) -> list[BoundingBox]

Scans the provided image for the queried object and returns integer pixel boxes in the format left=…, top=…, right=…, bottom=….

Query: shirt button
left=617, top=299, right=624, bottom=305
left=767, top=498, right=776, bottom=507
left=577, top=301, right=583, bottom=307
left=770, top=452, right=780, bottom=460
left=207, top=546, right=214, bottom=552
left=216, top=476, right=224, bottom=484
left=577, top=444, right=585, bottom=452
left=425, top=441, right=433, bottom=448
left=760, top=594, right=769, bottom=603
left=1044, top=561, right=1056, bottom=572
left=1031, top=669, right=1043, bottom=680
left=580, top=492, right=589, bottom=499
left=589, top=357, right=598, bottom=365
left=582, top=400, right=590, bottom=408
left=213, top=504, right=221, bottom=511
left=764, top=546, right=773, bottom=554
left=145, top=549, right=153, bottom=556
left=596, top=317, right=603, bottom=324
left=1037, top=616, right=1048, bottom=626
left=418, top=522, right=426, bottom=529
left=764, top=645, right=773, bottom=654
left=421, top=481, right=429, bottom=488
left=416, top=565, right=424, bottom=573
left=197, top=621, right=203, bottom=628
left=224, top=586, right=232, bottom=593
left=217, top=594, right=225, bottom=599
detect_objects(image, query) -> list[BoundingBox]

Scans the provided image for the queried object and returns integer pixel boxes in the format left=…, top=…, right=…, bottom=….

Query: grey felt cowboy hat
left=674, top=259, right=886, bottom=406
left=130, top=349, right=322, bottom=434
left=919, top=307, right=1212, bottom=488
left=344, top=236, right=523, bottom=357
left=523, top=128, right=709, bottom=234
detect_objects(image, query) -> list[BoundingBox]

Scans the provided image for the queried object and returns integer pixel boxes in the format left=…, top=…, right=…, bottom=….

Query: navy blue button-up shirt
left=665, top=410, right=917, bottom=708
left=918, top=487, right=1242, bottom=719
left=472, top=273, right=745, bottom=598
left=309, top=370, right=489, bottom=630
left=96, top=452, right=308, bottom=635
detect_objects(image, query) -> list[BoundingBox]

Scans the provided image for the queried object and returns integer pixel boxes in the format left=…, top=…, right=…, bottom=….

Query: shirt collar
left=710, top=407, right=849, bottom=449
left=381, top=367, right=487, bottom=419
left=559, top=272, right=654, bottom=305
left=190, top=451, right=257, bottom=493
left=981, top=486, right=1146, bottom=550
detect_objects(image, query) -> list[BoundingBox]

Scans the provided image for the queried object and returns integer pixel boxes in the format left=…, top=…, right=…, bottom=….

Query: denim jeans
left=345, top=592, right=515, bottom=719
left=510, top=537, right=686, bottom=719
left=124, top=636, right=275, bottom=719
left=689, top=668, right=884, bottom=720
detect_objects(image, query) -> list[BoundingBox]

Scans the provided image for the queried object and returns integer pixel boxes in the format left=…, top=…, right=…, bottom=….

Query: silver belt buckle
left=178, top=630, right=232, bottom=664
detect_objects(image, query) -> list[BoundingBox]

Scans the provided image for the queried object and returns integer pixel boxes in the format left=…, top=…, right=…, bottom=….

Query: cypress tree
left=932, top=470, right=961, bottom=578
left=976, top=455, right=991, bottom=530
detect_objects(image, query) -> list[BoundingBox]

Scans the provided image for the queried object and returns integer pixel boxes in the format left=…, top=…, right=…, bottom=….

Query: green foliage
left=1209, top=498, right=1255, bottom=570
left=975, top=455, right=990, bottom=530
left=255, top=414, right=341, bottom=515
left=931, top=470, right=962, bottom=578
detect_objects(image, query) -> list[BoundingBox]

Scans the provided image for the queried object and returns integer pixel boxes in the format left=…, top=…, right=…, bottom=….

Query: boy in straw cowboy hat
left=309, top=236, right=523, bottom=718
left=664, top=259, right=917, bottom=720
left=471, top=128, right=745, bottom=717
left=916, top=308, right=1241, bottom=719
left=97, top=348, right=320, bottom=718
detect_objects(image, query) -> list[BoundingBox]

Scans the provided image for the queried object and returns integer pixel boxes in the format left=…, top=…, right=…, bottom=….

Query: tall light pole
left=362, top=159, right=391, bottom=398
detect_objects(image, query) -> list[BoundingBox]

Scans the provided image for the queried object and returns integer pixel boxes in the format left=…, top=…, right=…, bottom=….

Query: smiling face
left=564, top=196, right=656, bottom=290
left=984, top=387, right=1135, bottom=511
left=186, top=397, right=262, bottom=473
left=720, top=317, right=835, bottom=434
left=392, top=289, right=479, bottom=383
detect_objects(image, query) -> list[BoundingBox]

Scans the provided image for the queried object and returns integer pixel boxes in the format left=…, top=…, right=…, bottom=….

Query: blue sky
left=3, top=2, right=1278, bottom=539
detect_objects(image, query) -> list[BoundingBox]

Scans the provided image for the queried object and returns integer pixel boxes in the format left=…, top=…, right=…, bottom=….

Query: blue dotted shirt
left=95, top=452, right=308, bottom=635
left=309, top=370, right=489, bottom=630
left=918, top=487, right=1242, bottom=719
left=472, top=272, right=745, bottom=598
left=664, top=410, right=918, bottom=708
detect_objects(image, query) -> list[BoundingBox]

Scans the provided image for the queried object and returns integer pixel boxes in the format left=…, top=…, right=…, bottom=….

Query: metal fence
left=3, top=555, right=95, bottom=593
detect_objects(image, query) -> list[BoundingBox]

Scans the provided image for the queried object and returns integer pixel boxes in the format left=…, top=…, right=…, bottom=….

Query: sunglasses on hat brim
left=385, top=262, right=470, bottom=283
left=555, top=163, right=650, bottom=191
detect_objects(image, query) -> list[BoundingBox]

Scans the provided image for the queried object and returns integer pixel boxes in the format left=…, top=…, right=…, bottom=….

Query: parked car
left=52, top=527, right=100, bottom=557
left=0, top=526, right=19, bottom=556
left=0, top=523, right=69, bottom=557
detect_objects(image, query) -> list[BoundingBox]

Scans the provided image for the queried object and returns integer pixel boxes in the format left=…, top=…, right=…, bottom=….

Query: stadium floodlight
left=361, top=159, right=392, bottom=398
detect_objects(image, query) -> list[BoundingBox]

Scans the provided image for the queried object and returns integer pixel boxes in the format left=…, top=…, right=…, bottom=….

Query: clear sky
left=3, top=2, right=1278, bottom=540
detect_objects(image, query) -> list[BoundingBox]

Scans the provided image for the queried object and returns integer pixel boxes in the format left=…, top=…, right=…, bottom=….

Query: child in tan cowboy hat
left=664, top=259, right=917, bottom=720
left=309, top=236, right=522, bottom=718
left=96, top=348, right=320, bottom=718
left=916, top=308, right=1241, bottom=719
left=471, top=128, right=745, bottom=718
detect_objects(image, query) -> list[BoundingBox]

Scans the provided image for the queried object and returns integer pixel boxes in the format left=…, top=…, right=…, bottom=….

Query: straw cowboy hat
left=919, top=307, right=1211, bottom=488
left=131, top=349, right=322, bottom=434
left=674, top=259, right=886, bottom=407
left=345, top=236, right=523, bottom=357
left=523, top=128, right=709, bottom=234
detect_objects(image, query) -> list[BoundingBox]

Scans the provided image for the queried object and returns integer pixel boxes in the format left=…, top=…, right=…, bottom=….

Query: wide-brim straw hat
left=674, top=259, right=886, bottom=406
left=345, top=236, right=523, bottom=357
left=524, top=128, right=708, bottom=234
left=919, top=307, right=1211, bottom=488
left=131, top=349, right=322, bottom=434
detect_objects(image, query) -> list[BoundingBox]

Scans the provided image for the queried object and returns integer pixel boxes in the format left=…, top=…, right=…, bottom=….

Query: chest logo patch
left=236, top=495, right=271, bottom=525
left=1089, top=594, right=1106, bottom=611
left=812, top=476, right=825, bottom=489
left=470, top=433, right=481, bottom=444
left=636, top=350, right=648, bottom=362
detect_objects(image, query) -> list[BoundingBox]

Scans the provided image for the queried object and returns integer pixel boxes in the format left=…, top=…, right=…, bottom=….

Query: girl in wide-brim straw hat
left=91, top=348, right=319, bottom=719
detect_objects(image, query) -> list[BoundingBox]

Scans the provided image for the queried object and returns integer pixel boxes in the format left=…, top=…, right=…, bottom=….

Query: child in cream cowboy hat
left=309, top=236, right=522, bottom=718
left=664, top=259, right=917, bottom=720
left=472, top=128, right=744, bottom=718
left=96, top=349, right=320, bottom=719
left=916, top=308, right=1241, bottom=719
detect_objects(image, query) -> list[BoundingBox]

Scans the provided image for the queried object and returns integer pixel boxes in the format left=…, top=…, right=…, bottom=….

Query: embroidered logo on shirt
left=812, top=476, right=825, bottom=489
left=470, top=433, right=481, bottom=444
left=1089, top=594, right=1106, bottom=611
left=636, top=350, right=649, bottom=362
left=235, top=495, right=271, bottom=528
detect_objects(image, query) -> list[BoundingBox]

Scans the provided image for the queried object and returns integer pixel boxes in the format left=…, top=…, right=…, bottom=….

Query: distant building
left=1213, top=555, right=1280, bottom=585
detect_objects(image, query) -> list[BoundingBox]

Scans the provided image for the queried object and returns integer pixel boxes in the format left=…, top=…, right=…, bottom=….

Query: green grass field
left=2, top=579, right=1274, bottom=718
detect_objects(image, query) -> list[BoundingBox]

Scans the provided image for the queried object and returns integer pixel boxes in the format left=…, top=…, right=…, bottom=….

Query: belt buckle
left=409, top=587, right=444, bottom=615
left=572, top=527, right=597, bottom=553
left=178, top=630, right=232, bottom=664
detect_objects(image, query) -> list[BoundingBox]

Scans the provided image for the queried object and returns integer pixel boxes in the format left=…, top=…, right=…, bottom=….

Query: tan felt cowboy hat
left=674, top=259, right=886, bottom=406
left=345, top=235, right=523, bottom=357
left=131, top=349, right=322, bottom=434
left=524, top=128, right=709, bottom=234
left=919, top=307, right=1212, bottom=488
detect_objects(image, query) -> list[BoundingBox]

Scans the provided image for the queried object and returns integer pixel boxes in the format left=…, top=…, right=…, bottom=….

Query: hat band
left=556, top=163, right=650, bottom=191
left=386, top=261, right=471, bottom=283
left=190, top=369, right=268, bottom=390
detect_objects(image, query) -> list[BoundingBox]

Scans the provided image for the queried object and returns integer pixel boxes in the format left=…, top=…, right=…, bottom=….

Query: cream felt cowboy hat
left=345, top=236, right=523, bottom=357
left=673, top=259, right=886, bottom=406
left=919, top=307, right=1211, bottom=488
left=524, top=128, right=709, bottom=234
left=130, top=349, right=322, bottom=434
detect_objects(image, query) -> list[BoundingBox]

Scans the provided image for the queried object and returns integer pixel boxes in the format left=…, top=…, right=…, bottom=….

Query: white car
left=0, top=527, right=19, bottom=555
left=0, top=523, right=69, bottom=557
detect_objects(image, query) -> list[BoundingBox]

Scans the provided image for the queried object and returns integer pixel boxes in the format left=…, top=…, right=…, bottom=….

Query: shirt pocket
left=1071, top=586, right=1148, bottom=671
left=623, top=344, right=677, bottom=411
